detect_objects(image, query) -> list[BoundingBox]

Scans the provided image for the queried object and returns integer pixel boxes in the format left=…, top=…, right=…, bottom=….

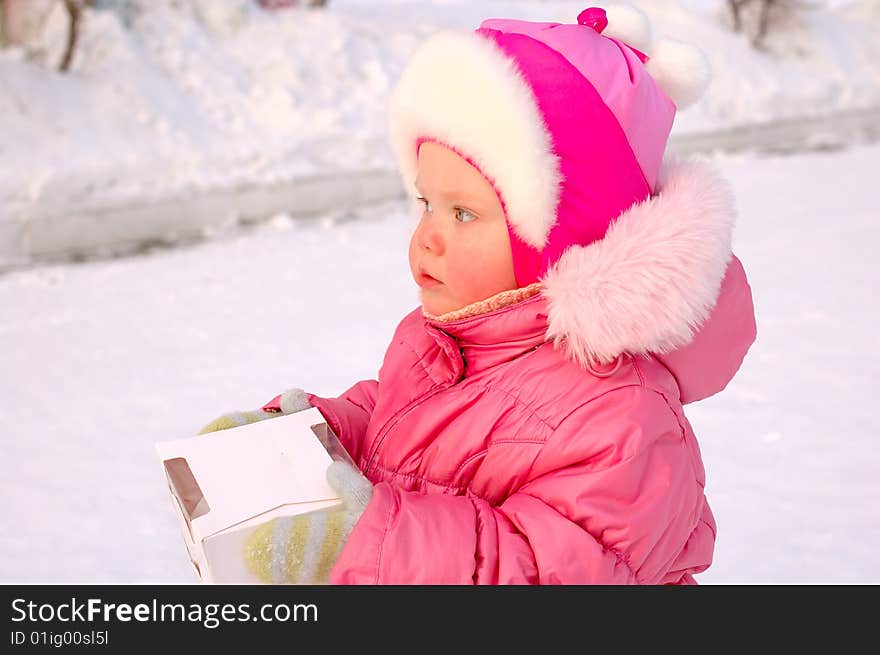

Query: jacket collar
left=423, top=285, right=549, bottom=377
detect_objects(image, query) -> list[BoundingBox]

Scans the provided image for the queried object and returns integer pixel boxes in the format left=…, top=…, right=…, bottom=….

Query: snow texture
left=1, top=142, right=878, bottom=584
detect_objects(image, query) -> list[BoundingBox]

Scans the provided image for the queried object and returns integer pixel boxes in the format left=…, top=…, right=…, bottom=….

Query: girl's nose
left=416, top=217, right=445, bottom=255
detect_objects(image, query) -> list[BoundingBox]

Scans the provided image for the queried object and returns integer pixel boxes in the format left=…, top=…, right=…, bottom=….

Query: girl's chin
left=419, top=290, right=458, bottom=316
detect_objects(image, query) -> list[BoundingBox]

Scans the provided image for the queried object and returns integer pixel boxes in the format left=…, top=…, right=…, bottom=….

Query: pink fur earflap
left=540, top=156, right=736, bottom=367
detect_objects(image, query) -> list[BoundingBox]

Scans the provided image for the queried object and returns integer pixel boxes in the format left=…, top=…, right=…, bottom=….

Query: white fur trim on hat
left=540, top=156, right=736, bottom=367
left=387, top=29, right=562, bottom=249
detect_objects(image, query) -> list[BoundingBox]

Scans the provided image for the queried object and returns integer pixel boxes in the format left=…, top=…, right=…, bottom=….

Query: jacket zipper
left=363, top=379, right=456, bottom=477
left=363, top=328, right=546, bottom=476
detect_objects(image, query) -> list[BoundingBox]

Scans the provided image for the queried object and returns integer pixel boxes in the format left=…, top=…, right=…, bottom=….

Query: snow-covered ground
left=1, top=140, right=878, bottom=584
left=2, top=0, right=879, bottom=267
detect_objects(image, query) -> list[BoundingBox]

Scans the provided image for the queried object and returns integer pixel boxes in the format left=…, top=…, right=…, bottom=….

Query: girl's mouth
left=417, top=270, right=442, bottom=288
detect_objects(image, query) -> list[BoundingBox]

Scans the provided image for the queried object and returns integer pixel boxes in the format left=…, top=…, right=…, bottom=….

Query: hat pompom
left=602, top=3, right=653, bottom=53
left=597, top=4, right=710, bottom=110
left=644, top=38, right=711, bottom=110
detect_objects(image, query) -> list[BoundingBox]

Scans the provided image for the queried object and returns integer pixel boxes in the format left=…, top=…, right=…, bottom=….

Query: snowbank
left=2, top=0, right=878, bottom=268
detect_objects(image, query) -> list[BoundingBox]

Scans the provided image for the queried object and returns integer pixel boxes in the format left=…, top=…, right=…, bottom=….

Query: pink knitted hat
left=388, top=5, right=711, bottom=287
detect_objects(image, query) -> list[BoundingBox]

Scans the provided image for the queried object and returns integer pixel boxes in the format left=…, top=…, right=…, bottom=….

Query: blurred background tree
left=725, top=0, right=824, bottom=49
left=59, top=0, right=92, bottom=71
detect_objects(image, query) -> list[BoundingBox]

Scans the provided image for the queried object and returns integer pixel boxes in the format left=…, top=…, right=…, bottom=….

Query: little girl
left=200, top=6, right=757, bottom=585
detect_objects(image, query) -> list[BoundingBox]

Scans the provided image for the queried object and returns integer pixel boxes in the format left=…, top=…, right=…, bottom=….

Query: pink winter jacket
left=306, top=157, right=757, bottom=585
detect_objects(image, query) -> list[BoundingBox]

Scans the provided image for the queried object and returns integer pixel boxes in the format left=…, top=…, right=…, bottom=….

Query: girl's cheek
left=407, top=232, right=418, bottom=265
left=408, top=227, right=426, bottom=270
left=449, top=249, right=489, bottom=297
left=446, top=245, right=475, bottom=280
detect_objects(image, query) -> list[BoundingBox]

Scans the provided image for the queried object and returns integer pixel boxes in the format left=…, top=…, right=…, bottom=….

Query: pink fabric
left=302, top=255, right=756, bottom=584
left=260, top=394, right=283, bottom=413
left=476, top=27, right=652, bottom=286
left=479, top=17, right=676, bottom=190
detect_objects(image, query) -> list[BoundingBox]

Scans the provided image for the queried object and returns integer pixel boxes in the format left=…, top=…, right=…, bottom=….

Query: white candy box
left=155, top=406, right=351, bottom=584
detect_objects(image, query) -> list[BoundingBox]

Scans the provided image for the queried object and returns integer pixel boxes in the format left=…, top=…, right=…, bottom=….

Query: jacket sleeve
left=306, top=379, right=379, bottom=464
left=329, top=386, right=708, bottom=584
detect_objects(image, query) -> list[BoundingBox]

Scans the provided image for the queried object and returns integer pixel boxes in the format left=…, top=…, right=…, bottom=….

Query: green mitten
left=197, top=387, right=312, bottom=435
left=243, top=460, right=373, bottom=584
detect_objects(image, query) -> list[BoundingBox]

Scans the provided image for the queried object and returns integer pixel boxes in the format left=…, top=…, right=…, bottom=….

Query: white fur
left=540, top=156, right=736, bottom=367
left=645, top=38, right=712, bottom=110
left=602, top=3, right=654, bottom=53
left=387, top=29, right=562, bottom=249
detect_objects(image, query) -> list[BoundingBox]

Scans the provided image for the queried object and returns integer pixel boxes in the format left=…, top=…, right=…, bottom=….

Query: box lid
left=155, top=407, right=340, bottom=540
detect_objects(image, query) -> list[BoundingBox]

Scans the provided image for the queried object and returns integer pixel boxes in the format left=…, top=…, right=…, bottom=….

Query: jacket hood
left=651, top=253, right=756, bottom=403
left=540, top=156, right=734, bottom=353
left=425, top=155, right=756, bottom=403
left=540, top=154, right=756, bottom=402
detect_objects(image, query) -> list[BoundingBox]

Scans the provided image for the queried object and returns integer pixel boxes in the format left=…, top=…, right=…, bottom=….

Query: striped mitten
left=197, top=387, right=312, bottom=435
left=243, top=460, right=373, bottom=584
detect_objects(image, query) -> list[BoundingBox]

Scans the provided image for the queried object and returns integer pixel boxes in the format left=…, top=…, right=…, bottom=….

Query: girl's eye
left=455, top=208, right=477, bottom=223
left=416, top=196, right=476, bottom=223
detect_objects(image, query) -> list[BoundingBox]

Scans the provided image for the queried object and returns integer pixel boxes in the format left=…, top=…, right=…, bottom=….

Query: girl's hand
left=196, top=388, right=312, bottom=434
left=243, top=461, right=373, bottom=584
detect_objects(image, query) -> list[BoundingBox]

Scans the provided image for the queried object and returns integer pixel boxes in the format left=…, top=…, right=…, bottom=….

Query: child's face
left=409, top=141, right=518, bottom=315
